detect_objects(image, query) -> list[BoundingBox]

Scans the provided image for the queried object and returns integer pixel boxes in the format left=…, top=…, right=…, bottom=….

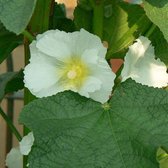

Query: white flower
left=6, top=147, right=23, bottom=168
left=5, top=132, right=34, bottom=168
left=121, top=36, right=168, bottom=88
left=24, top=29, right=116, bottom=103
left=19, top=132, right=34, bottom=155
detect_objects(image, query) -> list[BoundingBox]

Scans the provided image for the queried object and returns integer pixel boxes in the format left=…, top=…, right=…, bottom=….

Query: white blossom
left=24, top=29, right=116, bottom=103
left=6, top=147, right=23, bottom=168
left=121, top=36, right=168, bottom=88
left=19, top=132, right=34, bottom=155
left=5, top=132, right=34, bottom=168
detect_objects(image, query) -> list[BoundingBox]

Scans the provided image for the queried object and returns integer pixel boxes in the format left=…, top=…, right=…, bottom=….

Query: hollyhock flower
left=6, top=132, right=34, bottom=168
left=24, top=29, right=116, bottom=103
left=121, top=36, right=168, bottom=88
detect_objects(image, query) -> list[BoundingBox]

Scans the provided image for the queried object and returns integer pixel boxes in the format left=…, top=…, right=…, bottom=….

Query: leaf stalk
left=22, top=30, right=35, bottom=42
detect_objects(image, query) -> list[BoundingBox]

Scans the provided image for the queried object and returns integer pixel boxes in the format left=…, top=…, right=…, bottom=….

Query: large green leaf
left=0, top=0, right=37, bottom=34
left=0, top=70, right=24, bottom=101
left=149, top=27, right=168, bottom=66
left=143, top=0, right=168, bottom=42
left=20, top=79, right=168, bottom=168
left=0, top=22, right=22, bottom=64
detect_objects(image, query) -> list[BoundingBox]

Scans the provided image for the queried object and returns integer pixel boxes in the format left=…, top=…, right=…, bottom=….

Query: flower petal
left=32, top=82, right=65, bottom=98
left=24, top=62, right=58, bottom=93
left=19, top=132, right=34, bottom=155
left=74, top=29, right=107, bottom=58
left=29, top=41, right=58, bottom=66
left=79, top=76, right=102, bottom=98
left=121, top=36, right=168, bottom=87
left=121, top=36, right=151, bottom=82
left=89, top=59, right=116, bottom=103
left=81, top=49, right=99, bottom=64
left=134, top=58, right=168, bottom=87
left=36, top=30, right=72, bottom=61
left=24, top=41, right=66, bottom=96
left=6, top=147, right=23, bottom=168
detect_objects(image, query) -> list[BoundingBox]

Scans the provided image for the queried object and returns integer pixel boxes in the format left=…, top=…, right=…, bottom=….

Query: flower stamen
left=67, top=70, right=77, bottom=79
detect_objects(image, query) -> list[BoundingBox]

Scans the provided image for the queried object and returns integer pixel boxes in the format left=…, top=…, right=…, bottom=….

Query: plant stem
left=145, top=24, right=157, bottom=38
left=22, top=30, right=35, bottom=42
left=0, top=107, right=22, bottom=141
left=92, top=1, right=104, bottom=39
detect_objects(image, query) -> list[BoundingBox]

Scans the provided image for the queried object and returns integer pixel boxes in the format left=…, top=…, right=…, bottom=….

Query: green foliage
left=143, top=0, right=168, bottom=42
left=74, top=1, right=151, bottom=59
left=0, top=22, right=22, bottom=64
left=105, top=2, right=151, bottom=59
left=28, top=0, right=53, bottom=34
left=50, top=3, right=75, bottom=32
left=149, top=27, right=168, bottom=66
left=20, top=79, right=168, bottom=168
left=77, top=0, right=92, bottom=10
left=157, top=148, right=168, bottom=168
left=0, top=70, right=24, bottom=102
left=0, top=0, right=37, bottom=34
left=74, top=6, right=92, bottom=32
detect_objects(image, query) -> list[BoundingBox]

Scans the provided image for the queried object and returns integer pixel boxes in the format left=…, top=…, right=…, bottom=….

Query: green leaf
left=105, top=2, right=151, bottom=59
left=74, top=6, right=93, bottom=31
left=20, top=79, right=168, bottom=168
left=0, top=0, right=37, bottom=34
left=157, top=148, right=168, bottom=168
left=0, top=70, right=24, bottom=101
left=143, top=0, right=168, bottom=42
left=53, top=3, right=66, bottom=18
left=0, top=22, right=23, bottom=64
left=50, top=3, right=75, bottom=32
left=52, top=18, right=76, bottom=32
left=73, top=2, right=151, bottom=59
left=149, top=27, right=168, bottom=66
left=77, top=0, right=92, bottom=10
left=28, top=0, right=52, bottom=34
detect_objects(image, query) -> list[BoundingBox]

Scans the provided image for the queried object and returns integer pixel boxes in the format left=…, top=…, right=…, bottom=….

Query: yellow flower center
left=61, top=57, right=89, bottom=89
